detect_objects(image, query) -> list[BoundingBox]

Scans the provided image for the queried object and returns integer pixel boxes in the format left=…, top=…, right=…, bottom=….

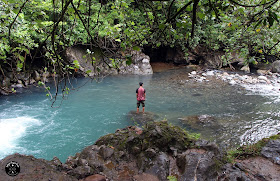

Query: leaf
left=271, top=12, right=279, bottom=22
left=38, top=81, right=44, bottom=86
left=267, top=16, right=274, bottom=27
left=126, top=56, right=132, bottom=65
left=159, top=24, right=165, bottom=29
left=73, top=60, right=79, bottom=64
left=18, top=55, right=24, bottom=62
left=86, top=70, right=92, bottom=74
left=198, top=12, right=205, bottom=19
left=115, top=39, right=121, bottom=42
left=132, top=46, right=140, bottom=51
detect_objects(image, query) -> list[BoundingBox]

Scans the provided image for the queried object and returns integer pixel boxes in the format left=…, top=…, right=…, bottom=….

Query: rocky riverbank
left=184, top=68, right=280, bottom=98
left=0, top=47, right=153, bottom=96
left=1, top=121, right=279, bottom=181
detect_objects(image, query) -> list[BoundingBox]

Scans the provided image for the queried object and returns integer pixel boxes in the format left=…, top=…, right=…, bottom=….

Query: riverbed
left=0, top=67, right=280, bottom=162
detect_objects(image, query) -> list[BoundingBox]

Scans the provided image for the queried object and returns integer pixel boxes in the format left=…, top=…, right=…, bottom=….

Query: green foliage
left=226, top=133, right=280, bottom=162
left=167, top=175, right=177, bottom=181
left=1, top=0, right=280, bottom=100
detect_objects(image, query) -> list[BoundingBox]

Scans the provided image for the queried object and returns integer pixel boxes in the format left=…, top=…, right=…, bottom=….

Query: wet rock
left=0, top=88, right=9, bottom=95
left=15, top=83, right=24, bottom=88
left=261, top=139, right=280, bottom=165
left=126, top=111, right=159, bottom=125
left=206, top=70, right=215, bottom=76
left=191, top=71, right=197, bottom=75
left=83, top=174, right=106, bottom=181
left=229, top=80, right=236, bottom=85
left=258, top=75, right=268, bottom=81
left=178, top=115, right=221, bottom=131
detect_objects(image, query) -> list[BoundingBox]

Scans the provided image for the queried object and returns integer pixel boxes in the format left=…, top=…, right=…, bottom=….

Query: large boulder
left=178, top=115, right=221, bottom=131
left=126, top=111, right=159, bottom=125
left=119, top=50, right=153, bottom=75
left=271, top=60, right=280, bottom=73
left=65, top=46, right=153, bottom=76
left=261, top=139, right=280, bottom=165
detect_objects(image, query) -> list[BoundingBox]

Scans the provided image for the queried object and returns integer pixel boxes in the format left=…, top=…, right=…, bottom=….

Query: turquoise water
left=1, top=68, right=280, bottom=161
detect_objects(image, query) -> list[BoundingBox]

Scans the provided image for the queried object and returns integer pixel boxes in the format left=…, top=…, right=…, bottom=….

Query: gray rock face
left=176, top=149, right=219, bottom=181
left=2, top=77, right=11, bottom=87
left=271, top=60, right=280, bottom=73
left=261, top=139, right=280, bottom=165
left=65, top=46, right=153, bottom=76
left=219, top=163, right=252, bottom=181
left=119, top=50, right=153, bottom=75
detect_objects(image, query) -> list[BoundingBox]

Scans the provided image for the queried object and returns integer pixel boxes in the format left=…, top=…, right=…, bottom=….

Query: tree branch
left=165, top=1, right=193, bottom=24
left=229, top=0, right=278, bottom=8
left=8, top=0, right=30, bottom=40
left=191, top=0, right=200, bottom=38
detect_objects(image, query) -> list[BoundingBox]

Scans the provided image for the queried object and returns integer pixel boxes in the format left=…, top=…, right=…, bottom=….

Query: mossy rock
left=126, top=111, right=159, bottom=126
left=95, top=122, right=195, bottom=155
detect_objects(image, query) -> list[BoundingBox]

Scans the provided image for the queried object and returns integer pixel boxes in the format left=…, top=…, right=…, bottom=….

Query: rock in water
left=126, top=111, right=159, bottom=125
left=178, top=115, right=221, bottom=131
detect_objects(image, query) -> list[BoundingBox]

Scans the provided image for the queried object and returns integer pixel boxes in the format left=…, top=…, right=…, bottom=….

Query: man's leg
left=137, top=101, right=140, bottom=113
left=142, top=101, right=145, bottom=113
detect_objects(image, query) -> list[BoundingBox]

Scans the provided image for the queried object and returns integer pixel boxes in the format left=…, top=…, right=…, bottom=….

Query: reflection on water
left=0, top=67, right=280, bottom=161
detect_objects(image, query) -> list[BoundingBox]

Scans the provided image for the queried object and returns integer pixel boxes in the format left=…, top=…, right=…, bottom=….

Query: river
left=0, top=67, right=280, bottom=162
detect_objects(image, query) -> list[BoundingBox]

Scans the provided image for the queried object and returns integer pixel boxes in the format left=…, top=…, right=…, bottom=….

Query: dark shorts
left=137, top=100, right=145, bottom=108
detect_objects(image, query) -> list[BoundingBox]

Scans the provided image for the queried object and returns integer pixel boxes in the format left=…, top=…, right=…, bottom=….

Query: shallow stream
left=0, top=67, right=280, bottom=161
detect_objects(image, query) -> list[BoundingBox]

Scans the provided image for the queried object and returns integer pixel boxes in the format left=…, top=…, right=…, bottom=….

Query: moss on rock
left=95, top=122, right=196, bottom=156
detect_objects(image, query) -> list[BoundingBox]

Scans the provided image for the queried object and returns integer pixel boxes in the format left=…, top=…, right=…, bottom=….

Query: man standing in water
left=136, top=82, right=146, bottom=113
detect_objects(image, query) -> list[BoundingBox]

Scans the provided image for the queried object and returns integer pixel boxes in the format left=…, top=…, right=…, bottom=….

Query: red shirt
left=136, top=87, right=146, bottom=101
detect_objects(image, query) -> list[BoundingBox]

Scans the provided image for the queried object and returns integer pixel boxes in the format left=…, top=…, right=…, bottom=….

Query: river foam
left=0, top=117, right=41, bottom=159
